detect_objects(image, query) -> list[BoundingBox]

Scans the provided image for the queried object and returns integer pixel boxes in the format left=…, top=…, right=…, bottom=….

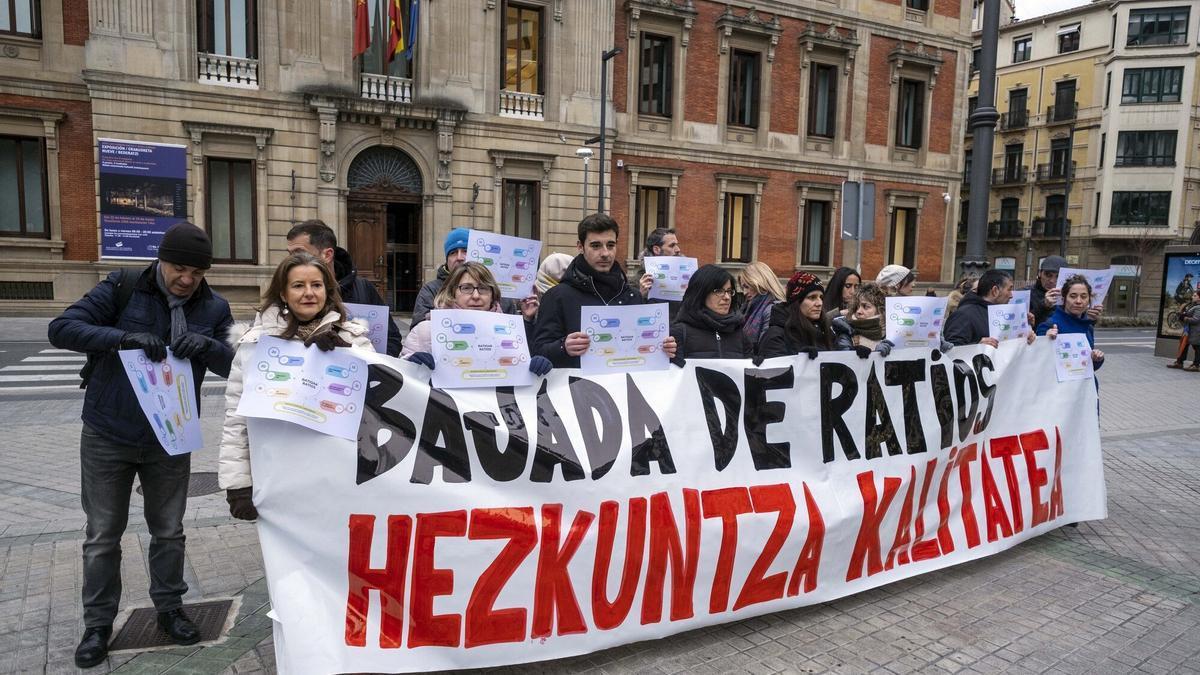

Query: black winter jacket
left=533, top=255, right=644, bottom=367
left=669, top=318, right=746, bottom=359
left=48, top=264, right=234, bottom=447
left=1026, top=279, right=1054, bottom=330
left=758, top=303, right=833, bottom=358
left=333, top=247, right=403, bottom=356
left=943, top=291, right=991, bottom=346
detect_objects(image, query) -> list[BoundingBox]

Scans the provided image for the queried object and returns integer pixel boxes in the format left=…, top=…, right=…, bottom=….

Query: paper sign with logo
left=466, top=230, right=542, bottom=300
left=343, top=303, right=389, bottom=354
left=988, top=303, right=1030, bottom=342
left=580, top=303, right=671, bottom=374
left=1056, top=267, right=1116, bottom=307
left=1054, top=333, right=1095, bottom=382
left=644, top=256, right=698, bottom=302
left=884, top=296, right=948, bottom=349
left=429, top=309, right=534, bottom=389
left=119, top=350, right=202, bottom=455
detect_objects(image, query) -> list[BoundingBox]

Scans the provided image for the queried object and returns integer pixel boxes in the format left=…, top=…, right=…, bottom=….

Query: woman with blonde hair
left=737, top=261, right=786, bottom=351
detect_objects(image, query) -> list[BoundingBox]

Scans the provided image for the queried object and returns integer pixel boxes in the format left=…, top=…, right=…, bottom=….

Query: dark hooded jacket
left=533, top=254, right=644, bottom=367
left=333, top=247, right=403, bottom=357
left=1026, top=278, right=1055, bottom=331
left=669, top=308, right=746, bottom=359
left=943, top=291, right=991, bottom=346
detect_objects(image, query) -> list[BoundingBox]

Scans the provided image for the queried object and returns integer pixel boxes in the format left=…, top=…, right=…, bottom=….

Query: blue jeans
left=79, top=424, right=191, bottom=628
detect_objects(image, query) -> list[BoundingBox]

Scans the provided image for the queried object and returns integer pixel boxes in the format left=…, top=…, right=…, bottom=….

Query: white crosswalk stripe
left=0, top=350, right=225, bottom=393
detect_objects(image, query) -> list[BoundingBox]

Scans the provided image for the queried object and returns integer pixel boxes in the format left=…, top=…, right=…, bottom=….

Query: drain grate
left=136, top=471, right=222, bottom=498
left=108, top=599, right=233, bottom=651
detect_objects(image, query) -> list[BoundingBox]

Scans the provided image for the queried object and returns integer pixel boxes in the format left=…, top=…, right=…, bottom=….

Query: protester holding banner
left=737, top=261, right=786, bottom=352
left=669, top=264, right=746, bottom=359
left=1037, top=274, right=1105, bottom=371
left=533, top=213, right=671, bottom=367
left=876, top=264, right=915, bottom=296
left=822, top=266, right=862, bottom=321
left=219, top=253, right=375, bottom=522
left=758, top=272, right=835, bottom=359
left=945, top=270, right=1039, bottom=348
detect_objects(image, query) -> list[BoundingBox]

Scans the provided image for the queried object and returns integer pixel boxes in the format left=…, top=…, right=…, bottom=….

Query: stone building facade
left=1, top=0, right=972, bottom=314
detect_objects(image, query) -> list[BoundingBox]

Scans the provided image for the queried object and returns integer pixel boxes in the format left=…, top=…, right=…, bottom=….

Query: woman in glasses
left=401, top=261, right=552, bottom=375
left=670, top=264, right=746, bottom=360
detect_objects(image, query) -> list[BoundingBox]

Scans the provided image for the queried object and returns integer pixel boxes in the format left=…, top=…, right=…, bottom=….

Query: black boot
left=157, top=608, right=202, bottom=645
left=74, top=626, right=112, bottom=668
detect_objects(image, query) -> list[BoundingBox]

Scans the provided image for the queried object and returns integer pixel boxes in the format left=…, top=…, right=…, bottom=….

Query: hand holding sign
left=885, top=296, right=948, bottom=349
left=429, top=309, right=534, bottom=389
left=580, top=303, right=671, bottom=374
left=644, top=256, right=698, bottom=302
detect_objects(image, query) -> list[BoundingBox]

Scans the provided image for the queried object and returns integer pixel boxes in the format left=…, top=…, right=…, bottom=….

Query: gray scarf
left=155, top=263, right=191, bottom=342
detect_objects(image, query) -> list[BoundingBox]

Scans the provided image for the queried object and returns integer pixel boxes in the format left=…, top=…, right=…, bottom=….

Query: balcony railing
left=1036, top=162, right=1076, bottom=182
left=993, top=166, right=1028, bottom=185
left=1000, top=109, right=1029, bottom=131
left=988, top=220, right=1024, bottom=239
left=197, top=53, right=259, bottom=88
left=360, top=73, right=413, bottom=103
left=1032, top=218, right=1069, bottom=238
left=1046, top=102, right=1077, bottom=124
left=1114, top=156, right=1176, bottom=168
left=499, top=90, right=545, bottom=119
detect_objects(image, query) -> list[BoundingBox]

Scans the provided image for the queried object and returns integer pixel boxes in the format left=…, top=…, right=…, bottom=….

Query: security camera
left=942, top=193, right=952, bottom=203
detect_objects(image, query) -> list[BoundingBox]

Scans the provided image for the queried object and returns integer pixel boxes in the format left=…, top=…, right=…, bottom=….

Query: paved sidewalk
left=0, top=347, right=1197, bottom=674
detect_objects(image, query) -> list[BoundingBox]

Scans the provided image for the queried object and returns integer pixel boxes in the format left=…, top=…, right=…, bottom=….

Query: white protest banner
left=236, top=336, right=367, bottom=440
left=119, top=349, right=201, bottom=454
left=467, top=230, right=542, bottom=300
left=1056, top=267, right=1116, bottom=307
left=580, top=303, right=670, bottom=374
left=343, top=302, right=389, bottom=354
left=429, top=309, right=534, bottom=389
left=988, top=303, right=1030, bottom=342
left=645, top=256, right=698, bottom=302
left=1054, top=333, right=1095, bottom=382
left=884, top=296, right=948, bottom=349
left=250, top=342, right=1106, bottom=674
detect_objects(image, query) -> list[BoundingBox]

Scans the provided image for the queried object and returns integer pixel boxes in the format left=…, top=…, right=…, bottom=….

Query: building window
left=361, top=0, right=414, bottom=78
left=888, top=207, right=917, bottom=269
left=502, top=179, right=539, bottom=240
left=1000, top=198, right=1020, bottom=223
left=1057, top=24, right=1080, bottom=53
left=727, top=49, right=760, bottom=128
left=895, top=78, right=925, bottom=149
left=634, top=186, right=667, bottom=253
left=1012, top=35, right=1032, bottom=63
left=197, top=0, right=258, bottom=58
left=1099, top=133, right=1106, bottom=169
left=1050, top=138, right=1071, bottom=178
left=808, top=63, right=837, bottom=138
left=1115, top=130, right=1177, bottom=167
left=638, top=33, right=673, bottom=117
left=0, top=0, right=39, bottom=37
left=1003, top=142, right=1024, bottom=181
left=801, top=200, right=831, bottom=266
left=967, top=95, right=978, bottom=118
left=0, top=136, right=47, bottom=238
left=1111, top=191, right=1170, bottom=227
left=503, top=3, right=542, bottom=94
left=205, top=158, right=255, bottom=262
left=721, top=193, right=754, bottom=262
left=1045, top=194, right=1066, bottom=224
left=907, top=0, right=929, bottom=11
left=1126, top=7, right=1189, bottom=46
left=1121, top=66, right=1184, bottom=103
left=971, top=47, right=981, bottom=73
left=1104, top=71, right=1111, bottom=107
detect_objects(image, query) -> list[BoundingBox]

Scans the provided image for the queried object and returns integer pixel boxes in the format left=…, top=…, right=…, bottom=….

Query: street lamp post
left=962, top=0, right=1002, bottom=279
left=575, top=148, right=593, bottom=220
left=598, top=47, right=622, bottom=214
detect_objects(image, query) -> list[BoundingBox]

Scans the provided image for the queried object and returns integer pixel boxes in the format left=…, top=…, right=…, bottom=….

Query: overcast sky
left=1012, top=0, right=1090, bottom=21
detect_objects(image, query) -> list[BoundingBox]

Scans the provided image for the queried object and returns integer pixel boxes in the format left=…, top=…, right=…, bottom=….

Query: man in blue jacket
left=48, top=222, right=235, bottom=668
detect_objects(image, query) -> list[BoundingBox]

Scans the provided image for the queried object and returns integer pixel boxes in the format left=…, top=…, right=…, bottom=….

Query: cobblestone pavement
left=0, top=331, right=1197, bottom=674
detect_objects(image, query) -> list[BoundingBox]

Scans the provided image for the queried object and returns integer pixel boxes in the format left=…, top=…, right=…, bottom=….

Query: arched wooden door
left=346, top=147, right=423, bottom=310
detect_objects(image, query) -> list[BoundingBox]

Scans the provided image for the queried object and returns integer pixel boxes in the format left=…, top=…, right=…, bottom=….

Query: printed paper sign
left=343, top=303, right=389, bottom=354
left=644, top=256, right=698, bottom=302
left=236, top=336, right=367, bottom=440
left=1056, top=267, right=1116, bottom=307
left=1054, top=333, right=1095, bottom=382
left=988, top=303, right=1030, bottom=342
left=466, top=230, right=542, bottom=299
left=429, top=309, right=534, bottom=389
left=1011, top=289, right=1031, bottom=311
left=580, top=303, right=670, bottom=374
left=884, top=296, right=948, bottom=349
left=119, top=349, right=202, bottom=455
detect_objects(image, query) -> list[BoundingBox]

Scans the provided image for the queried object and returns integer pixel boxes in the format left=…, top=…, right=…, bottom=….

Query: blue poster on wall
left=98, top=139, right=188, bottom=259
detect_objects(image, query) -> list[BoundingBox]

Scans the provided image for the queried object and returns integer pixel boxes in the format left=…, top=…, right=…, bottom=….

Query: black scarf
left=571, top=256, right=627, bottom=302
left=684, top=306, right=744, bottom=333
left=848, top=316, right=884, bottom=341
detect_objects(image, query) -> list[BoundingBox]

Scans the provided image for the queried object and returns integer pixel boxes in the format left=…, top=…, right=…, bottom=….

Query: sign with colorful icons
left=465, top=230, right=543, bottom=300
left=579, top=303, right=671, bottom=375
left=988, top=303, right=1030, bottom=342
left=1011, top=289, right=1031, bottom=312
left=1056, top=267, right=1116, bottom=307
left=644, top=256, right=698, bottom=302
left=1054, top=333, right=1095, bottom=382
left=429, top=309, right=534, bottom=389
left=236, top=336, right=368, bottom=440
left=884, top=296, right=948, bottom=349
left=119, top=349, right=202, bottom=455
left=343, top=302, right=389, bottom=354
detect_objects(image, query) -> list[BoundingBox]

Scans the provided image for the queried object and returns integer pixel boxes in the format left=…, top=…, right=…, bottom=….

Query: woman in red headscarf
left=758, top=272, right=836, bottom=359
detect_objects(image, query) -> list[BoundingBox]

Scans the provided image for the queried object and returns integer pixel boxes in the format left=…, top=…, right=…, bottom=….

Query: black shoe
left=74, top=626, right=112, bottom=669
left=157, top=608, right=202, bottom=645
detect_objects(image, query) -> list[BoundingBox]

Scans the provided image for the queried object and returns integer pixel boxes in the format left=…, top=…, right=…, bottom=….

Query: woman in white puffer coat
left=219, top=252, right=375, bottom=521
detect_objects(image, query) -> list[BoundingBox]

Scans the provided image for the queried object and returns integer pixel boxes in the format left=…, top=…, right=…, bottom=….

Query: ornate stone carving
left=626, top=0, right=698, bottom=45
left=348, top=146, right=423, bottom=194
left=318, top=108, right=337, bottom=182
left=798, top=23, right=860, bottom=74
left=888, top=40, right=943, bottom=89
left=716, top=4, right=783, bottom=61
left=436, top=116, right=456, bottom=191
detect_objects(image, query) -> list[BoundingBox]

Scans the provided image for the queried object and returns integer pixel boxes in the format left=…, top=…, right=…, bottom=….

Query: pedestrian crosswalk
left=0, top=349, right=226, bottom=393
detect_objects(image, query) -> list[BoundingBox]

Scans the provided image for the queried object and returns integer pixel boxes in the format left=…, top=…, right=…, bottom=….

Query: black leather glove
left=226, top=487, right=258, bottom=521
left=121, top=332, right=167, bottom=362
left=670, top=355, right=688, bottom=368
left=854, top=345, right=872, bottom=359
left=528, top=355, right=553, bottom=376
left=170, top=332, right=213, bottom=360
left=304, top=327, right=350, bottom=352
left=407, top=351, right=435, bottom=370
left=751, top=354, right=766, bottom=367
left=799, top=346, right=820, bottom=360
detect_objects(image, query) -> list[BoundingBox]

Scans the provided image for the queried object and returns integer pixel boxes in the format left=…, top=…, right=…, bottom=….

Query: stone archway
left=346, top=147, right=424, bottom=310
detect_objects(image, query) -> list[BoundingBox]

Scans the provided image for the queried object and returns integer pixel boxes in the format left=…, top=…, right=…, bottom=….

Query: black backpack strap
left=79, top=268, right=140, bottom=389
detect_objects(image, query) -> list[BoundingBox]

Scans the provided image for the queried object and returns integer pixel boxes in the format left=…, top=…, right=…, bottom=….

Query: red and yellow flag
left=352, top=0, right=370, bottom=58
left=387, top=0, right=406, bottom=62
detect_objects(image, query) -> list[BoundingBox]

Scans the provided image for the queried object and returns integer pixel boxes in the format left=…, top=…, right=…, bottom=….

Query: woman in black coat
left=759, top=272, right=836, bottom=359
left=669, top=265, right=746, bottom=359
